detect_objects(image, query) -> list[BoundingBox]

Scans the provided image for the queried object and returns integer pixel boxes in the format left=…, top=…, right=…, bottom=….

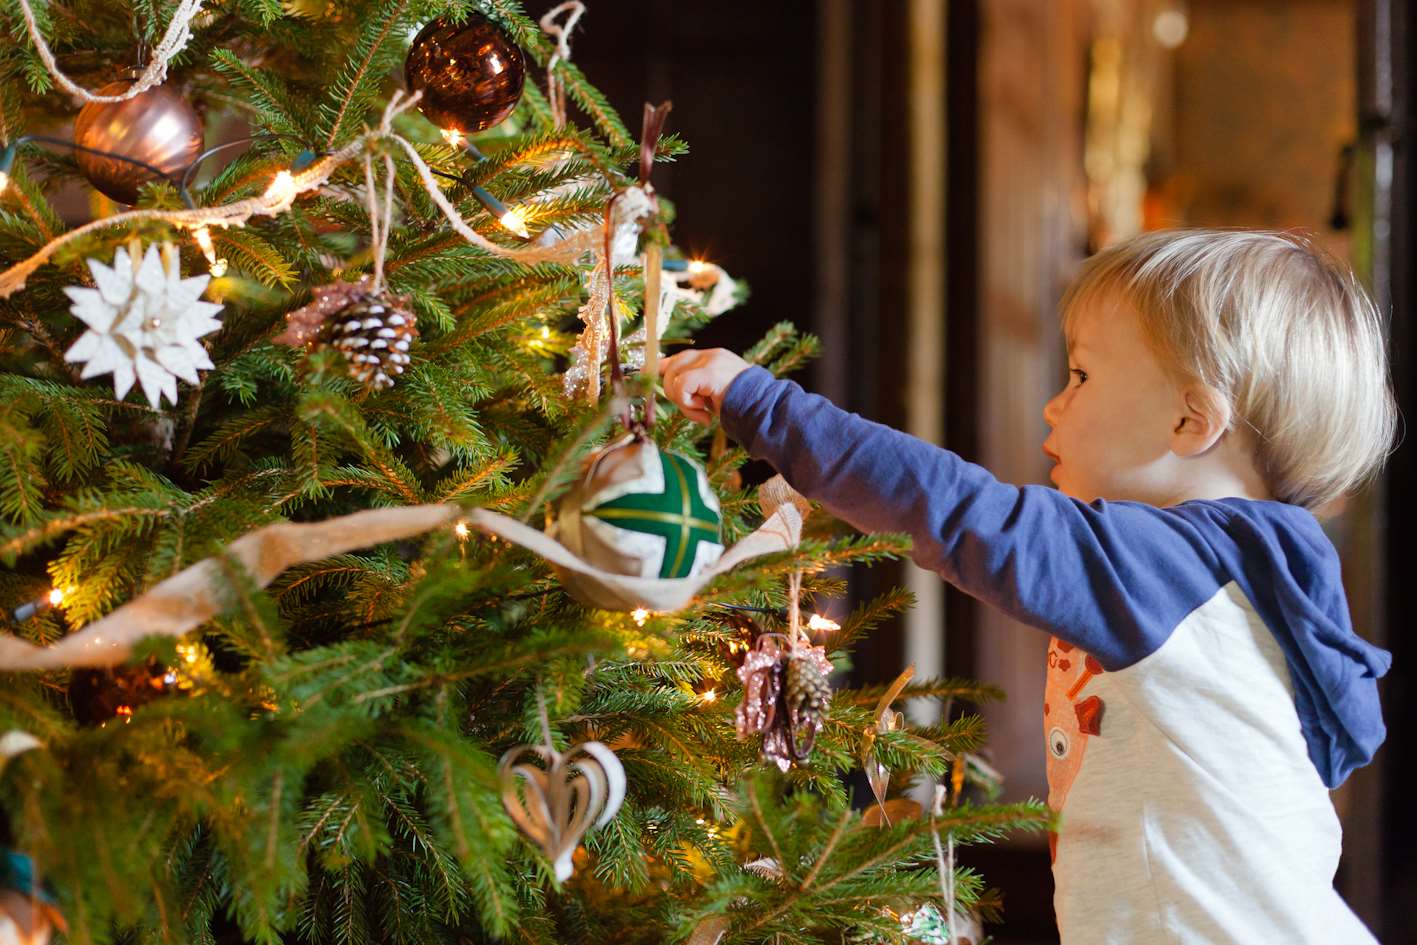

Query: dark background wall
left=566, top=2, right=822, bottom=363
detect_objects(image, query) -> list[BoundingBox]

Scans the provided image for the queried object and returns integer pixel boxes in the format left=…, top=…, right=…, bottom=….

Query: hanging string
left=362, top=149, right=397, bottom=293
left=539, top=1, right=586, bottom=128
left=787, top=569, right=803, bottom=648
left=535, top=684, right=556, bottom=750
left=930, top=783, right=961, bottom=945
left=602, top=192, right=632, bottom=430
left=362, top=155, right=382, bottom=288
left=641, top=240, right=662, bottom=428
left=634, top=102, right=671, bottom=430
left=16, top=0, right=207, bottom=104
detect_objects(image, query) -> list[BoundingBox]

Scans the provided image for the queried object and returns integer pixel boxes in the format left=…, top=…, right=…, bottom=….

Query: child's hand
left=659, top=349, right=751, bottom=425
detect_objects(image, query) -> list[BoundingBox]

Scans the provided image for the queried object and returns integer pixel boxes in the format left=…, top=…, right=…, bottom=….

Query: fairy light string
left=0, top=90, right=646, bottom=299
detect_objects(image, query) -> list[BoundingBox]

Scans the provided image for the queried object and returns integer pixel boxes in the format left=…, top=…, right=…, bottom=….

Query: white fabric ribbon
left=468, top=475, right=809, bottom=611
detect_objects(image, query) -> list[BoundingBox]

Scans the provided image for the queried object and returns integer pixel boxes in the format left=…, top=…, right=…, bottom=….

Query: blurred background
left=564, top=1, right=1412, bottom=941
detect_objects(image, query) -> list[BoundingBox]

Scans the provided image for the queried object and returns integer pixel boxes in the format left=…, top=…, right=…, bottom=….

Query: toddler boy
left=660, top=229, right=1395, bottom=944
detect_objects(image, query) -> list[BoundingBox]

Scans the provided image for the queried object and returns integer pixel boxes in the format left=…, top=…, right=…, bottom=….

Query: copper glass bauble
left=404, top=14, right=525, bottom=133
left=72, top=81, right=204, bottom=204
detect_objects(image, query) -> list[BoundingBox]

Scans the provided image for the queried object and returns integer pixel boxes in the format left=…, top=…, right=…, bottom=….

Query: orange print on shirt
left=1043, top=638, right=1104, bottom=863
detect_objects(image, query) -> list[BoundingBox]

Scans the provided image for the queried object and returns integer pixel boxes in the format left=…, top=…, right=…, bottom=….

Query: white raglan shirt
left=1045, top=583, right=1372, bottom=943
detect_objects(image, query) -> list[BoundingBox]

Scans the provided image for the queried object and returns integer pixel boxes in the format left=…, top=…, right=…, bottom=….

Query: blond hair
left=1060, top=229, right=1399, bottom=510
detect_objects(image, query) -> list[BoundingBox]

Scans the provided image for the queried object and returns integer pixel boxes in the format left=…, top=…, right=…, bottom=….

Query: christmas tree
left=0, top=2, right=1049, bottom=944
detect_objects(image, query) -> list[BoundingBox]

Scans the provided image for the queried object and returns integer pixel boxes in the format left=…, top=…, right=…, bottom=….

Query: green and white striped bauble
left=556, top=436, right=723, bottom=581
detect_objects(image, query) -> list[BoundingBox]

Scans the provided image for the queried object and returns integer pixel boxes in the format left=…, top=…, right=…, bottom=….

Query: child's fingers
left=680, top=402, right=713, bottom=425
left=660, top=358, right=686, bottom=404
left=663, top=365, right=718, bottom=424
left=659, top=350, right=731, bottom=425
left=658, top=351, right=690, bottom=400
left=675, top=367, right=718, bottom=411
left=660, top=356, right=696, bottom=400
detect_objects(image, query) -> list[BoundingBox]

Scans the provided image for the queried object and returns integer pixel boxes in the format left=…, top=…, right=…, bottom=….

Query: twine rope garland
left=16, top=0, right=206, bottom=104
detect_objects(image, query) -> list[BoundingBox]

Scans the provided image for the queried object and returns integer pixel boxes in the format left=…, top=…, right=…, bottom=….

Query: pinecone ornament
left=737, top=635, right=833, bottom=770
left=274, top=278, right=417, bottom=390
left=785, top=648, right=832, bottom=757
left=328, top=294, right=416, bottom=389
left=786, top=650, right=830, bottom=717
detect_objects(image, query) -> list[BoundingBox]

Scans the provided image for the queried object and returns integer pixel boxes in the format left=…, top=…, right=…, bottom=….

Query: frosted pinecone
left=785, top=651, right=831, bottom=718
left=328, top=293, right=417, bottom=390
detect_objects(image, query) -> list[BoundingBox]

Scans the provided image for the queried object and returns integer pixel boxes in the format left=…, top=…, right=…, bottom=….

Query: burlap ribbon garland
left=1, top=479, right=809, bottom=669
left=0, top=505, right=461, bottom=672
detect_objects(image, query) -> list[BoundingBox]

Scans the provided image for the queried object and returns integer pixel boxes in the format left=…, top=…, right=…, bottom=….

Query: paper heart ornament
left=498, top=740, right=626, bottom=881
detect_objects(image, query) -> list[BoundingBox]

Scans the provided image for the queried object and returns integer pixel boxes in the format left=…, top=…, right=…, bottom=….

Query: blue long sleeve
left=721, top=366, right=1228, bottom=667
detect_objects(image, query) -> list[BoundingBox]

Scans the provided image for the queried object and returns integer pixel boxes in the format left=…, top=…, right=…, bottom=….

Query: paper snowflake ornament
left=64, top=241, right=224, bottom=407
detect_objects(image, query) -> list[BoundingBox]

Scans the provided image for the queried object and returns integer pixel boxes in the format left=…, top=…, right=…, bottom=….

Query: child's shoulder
left=1168, top=496, right=1338, bottom=569
left=1092, top=494, right=1333, bottom=560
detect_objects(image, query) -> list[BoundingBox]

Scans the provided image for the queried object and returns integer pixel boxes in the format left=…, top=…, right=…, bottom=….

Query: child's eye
left=1070, top=369, right=1088, bottom=386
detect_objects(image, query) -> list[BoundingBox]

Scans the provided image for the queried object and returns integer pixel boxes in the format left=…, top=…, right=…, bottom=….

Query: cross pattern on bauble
left=587, top=450, right=721, bottom=579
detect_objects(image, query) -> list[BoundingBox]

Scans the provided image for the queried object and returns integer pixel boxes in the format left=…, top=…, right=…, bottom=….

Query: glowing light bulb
left=0, top=171, right=9, bottom=194
left=807, top=613, right=840, bottom=632
left=264, top=170, right=298, bottom=204
left=498, top=205, right=531, bottom=239
left=687, top=259, right=708, bottom=274
left=192, top=225, right=228, bottom=277
left=631, top=607, right=650, bottom=627
left=441, top=127, right=466, bottom=148
left=193, top=225, right=214, bottom=257
left=454, top=520, right=470, bottom=539
left=699, top=689, right=717, bottom=704
left=539, top=326, right=551, bottom=339
left=47, top=587, right=65, bottom=606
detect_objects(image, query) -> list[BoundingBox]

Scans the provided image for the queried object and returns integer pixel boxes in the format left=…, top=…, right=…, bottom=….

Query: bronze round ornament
left=404, top=14, right=525, bottom=133
left=72, top=81, right=204, bottom=204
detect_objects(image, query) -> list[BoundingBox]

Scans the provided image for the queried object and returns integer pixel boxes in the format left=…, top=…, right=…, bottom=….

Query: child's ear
left=1171, top=385, right=1231, bottom=457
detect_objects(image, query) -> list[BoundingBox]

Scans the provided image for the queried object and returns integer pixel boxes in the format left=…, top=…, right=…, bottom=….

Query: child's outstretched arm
left=662, top=351, right=1389, bottom=789
left=663, top=350, right=1235, bottom=667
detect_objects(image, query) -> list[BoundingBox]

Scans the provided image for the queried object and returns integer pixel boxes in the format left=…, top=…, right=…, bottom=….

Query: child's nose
left=1043, top=390, right=1065, bottom=427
